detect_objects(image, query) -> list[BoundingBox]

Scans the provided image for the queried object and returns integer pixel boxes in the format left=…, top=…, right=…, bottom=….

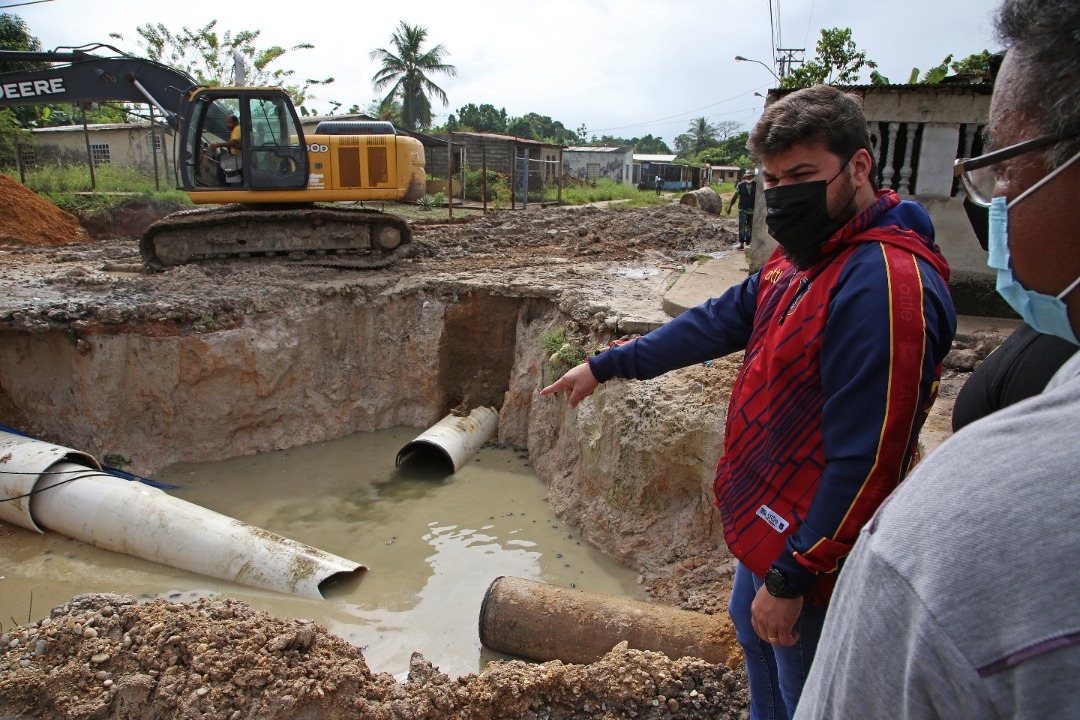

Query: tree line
left=1, top=13, right=993, bottom=170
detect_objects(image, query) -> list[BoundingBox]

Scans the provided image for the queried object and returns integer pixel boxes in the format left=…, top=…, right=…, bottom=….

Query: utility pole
left=776, top=48, right=805, bottom=79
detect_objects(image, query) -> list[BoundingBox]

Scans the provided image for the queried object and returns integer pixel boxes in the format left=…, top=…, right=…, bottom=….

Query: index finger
left=539, top=378, right=565, bottom=396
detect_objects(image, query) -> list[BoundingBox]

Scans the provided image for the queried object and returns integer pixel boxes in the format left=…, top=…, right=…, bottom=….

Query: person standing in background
left=726, top=170, right=757, bottom=249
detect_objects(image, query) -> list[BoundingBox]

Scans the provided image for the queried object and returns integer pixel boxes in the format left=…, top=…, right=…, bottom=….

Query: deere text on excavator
left=0, top=44, right=427, bottom=269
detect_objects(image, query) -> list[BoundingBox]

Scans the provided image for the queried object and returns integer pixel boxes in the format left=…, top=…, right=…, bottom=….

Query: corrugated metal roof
left=634, top=154, right=678, bottom=163
left=441, top=130, right=564, bottom=148
left=33, top=122, right=148, bottom=133
left=564, top=146, right=629, bottom=153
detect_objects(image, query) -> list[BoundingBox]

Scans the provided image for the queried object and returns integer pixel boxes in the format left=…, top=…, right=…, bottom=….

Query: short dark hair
left=748, top=84, right=877, bottom=187
left=996, top=0, right=1080, bottom=167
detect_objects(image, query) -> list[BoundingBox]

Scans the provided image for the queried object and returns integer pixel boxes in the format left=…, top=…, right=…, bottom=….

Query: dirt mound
left=411, top=203, right=738, bottom=267
left=0, top=174, right=85, bottom=248
left=0, top=594, right=748, bottom=719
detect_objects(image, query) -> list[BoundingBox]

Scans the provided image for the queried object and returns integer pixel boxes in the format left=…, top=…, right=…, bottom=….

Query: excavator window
left=180, top=90, right=307, bottom=192
left=246, top=96, right=306, bottom=188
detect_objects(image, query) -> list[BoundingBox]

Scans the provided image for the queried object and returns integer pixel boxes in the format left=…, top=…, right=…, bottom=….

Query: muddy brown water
left=0, top=427, right=644, bottom=679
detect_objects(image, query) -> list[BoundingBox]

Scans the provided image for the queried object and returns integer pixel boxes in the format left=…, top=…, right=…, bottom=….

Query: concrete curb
left=662, top=251, right=752, bottom=318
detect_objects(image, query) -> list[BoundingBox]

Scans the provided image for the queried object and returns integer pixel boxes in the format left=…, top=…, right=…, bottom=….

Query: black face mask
left=963, top=196, right=990, bottom=251
left=764, top=161, right=854, bottom=270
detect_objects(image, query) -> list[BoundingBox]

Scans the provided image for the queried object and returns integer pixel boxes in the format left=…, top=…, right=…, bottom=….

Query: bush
left=463, top=168, right=502, bottom=201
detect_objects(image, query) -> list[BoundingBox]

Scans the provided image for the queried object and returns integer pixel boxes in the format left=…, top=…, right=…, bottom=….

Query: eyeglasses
left=954, top=131, right=1080, bottom=207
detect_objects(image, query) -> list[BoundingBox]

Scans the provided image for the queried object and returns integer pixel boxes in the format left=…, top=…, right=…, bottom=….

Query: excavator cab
left=179, top=88, right=308, bottom=194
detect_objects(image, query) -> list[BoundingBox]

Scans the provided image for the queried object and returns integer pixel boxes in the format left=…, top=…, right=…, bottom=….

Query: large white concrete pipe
left=0, top=431, right=363, bottom=599
left=396, top=406, right=499, bottom=473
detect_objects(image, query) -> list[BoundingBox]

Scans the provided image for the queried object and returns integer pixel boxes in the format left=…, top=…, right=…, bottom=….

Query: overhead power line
left=588, top=87, right=767, bottom=135
left=0, top=0, right=55, bottom=8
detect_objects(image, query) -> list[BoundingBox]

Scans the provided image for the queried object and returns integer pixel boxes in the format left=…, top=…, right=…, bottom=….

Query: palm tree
left=370, top=22, right=456, bottom=131
left=688, top=117, right=719, bottom=156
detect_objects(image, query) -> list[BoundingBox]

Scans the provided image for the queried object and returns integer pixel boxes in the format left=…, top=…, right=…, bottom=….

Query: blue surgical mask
left=987, top=150, right=1080, bottom=345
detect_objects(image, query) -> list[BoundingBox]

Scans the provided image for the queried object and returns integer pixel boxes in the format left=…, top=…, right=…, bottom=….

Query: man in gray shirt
left=796, top=0, right=1080, bottom=717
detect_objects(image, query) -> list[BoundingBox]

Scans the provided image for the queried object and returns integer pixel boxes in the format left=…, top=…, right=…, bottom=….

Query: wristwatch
left=764, top=567, right=802, bottom=599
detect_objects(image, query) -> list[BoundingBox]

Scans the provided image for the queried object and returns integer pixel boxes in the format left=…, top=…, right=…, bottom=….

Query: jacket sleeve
left=771, top=243, right=956, bottom=592
left=588, top=271, right=760, bottom=382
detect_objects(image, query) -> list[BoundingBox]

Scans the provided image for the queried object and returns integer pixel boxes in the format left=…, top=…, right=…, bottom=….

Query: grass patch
left=5, top=164, right=190, bottom=214
left=539, top=326, right=591, bottom=381
left=562, top=177, right=665, bottom=206
left=385, top=202, right=483, bottom=222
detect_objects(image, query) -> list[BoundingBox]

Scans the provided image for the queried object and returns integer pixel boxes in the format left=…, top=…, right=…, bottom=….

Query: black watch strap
left=765, top=567, right=802, bottom=599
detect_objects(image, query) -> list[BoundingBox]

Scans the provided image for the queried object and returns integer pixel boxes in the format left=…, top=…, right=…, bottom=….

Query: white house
left=26, top=122, right=169, bottom=175
left=562, top=146, right=634, bottom=185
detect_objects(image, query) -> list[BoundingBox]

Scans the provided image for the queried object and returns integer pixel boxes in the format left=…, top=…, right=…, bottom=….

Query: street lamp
left=735, top=55, right=780, bottom=82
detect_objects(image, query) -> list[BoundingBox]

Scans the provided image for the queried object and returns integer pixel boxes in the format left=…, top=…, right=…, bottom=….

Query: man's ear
left=850, top=148, right=874, bottom=189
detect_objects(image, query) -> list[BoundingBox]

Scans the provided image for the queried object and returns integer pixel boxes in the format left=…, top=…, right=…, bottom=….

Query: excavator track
left=141, top=205, right=413, bottom=271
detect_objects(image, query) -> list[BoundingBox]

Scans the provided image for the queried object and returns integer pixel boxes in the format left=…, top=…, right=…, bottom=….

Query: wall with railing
left=750, top=83, right=1003, bottom=314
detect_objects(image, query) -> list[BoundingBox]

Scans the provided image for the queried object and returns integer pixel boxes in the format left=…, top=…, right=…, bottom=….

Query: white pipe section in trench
left=0, top=431, right=363, bottom=599
left=396, top=406, right=500, bottom=473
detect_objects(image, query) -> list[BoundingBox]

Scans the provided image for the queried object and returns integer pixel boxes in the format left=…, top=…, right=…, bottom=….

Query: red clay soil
left=0, top=174, right=85, bottom=247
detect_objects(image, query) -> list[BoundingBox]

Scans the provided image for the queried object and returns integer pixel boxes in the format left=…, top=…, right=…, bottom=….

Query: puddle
left=608, top=267, right=661, bottom=279
left=0, top=427, right=644, bottom=678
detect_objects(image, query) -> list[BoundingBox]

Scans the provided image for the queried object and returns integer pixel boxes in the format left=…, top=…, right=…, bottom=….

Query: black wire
left=0, top=467, right=100, bottom=475
left=0, top=470, right=101, bottom=503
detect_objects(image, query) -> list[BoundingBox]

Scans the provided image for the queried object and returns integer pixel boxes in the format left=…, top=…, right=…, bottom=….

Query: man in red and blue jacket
left=542, top=85, right=956, bottom=719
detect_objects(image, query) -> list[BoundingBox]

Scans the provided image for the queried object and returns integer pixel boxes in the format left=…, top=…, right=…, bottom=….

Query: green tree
left=0, top=13, right=41, bottom=69
left=446, top=103, right=508, bottom=133
left=505, top=112, right=580, bottom=144
left=370, top=21, right=456, bottom=132
left=697, top=131, right=750, bottom=166
left=780, top=27, right=877, bottom=89
left=111, top=21, right=333, bottom=111
left=633, top=134, right=672, bottom=154
left=870, top=50, right=994, bottom=86
left=673, top=133, right=694, bottom=156
left=687, top=117, right=718, bottom=155
left=951, top=50, right=993, bottom=76
left=364, top=97, right=403, bottom=125
left=0, top=13, right=44, bottom=129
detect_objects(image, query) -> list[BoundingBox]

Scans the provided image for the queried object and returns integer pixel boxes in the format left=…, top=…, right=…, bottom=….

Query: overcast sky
left=8, top=0, right=1000, bottom=145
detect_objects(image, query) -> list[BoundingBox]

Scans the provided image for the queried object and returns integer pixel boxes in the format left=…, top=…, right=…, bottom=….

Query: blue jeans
left=738, top=210, right=753, bottom=244
left=729, top=562, right=828, bottom=720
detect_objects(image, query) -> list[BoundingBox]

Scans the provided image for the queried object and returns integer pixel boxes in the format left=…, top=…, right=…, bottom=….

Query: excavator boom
left=0, top=45, right=194, bottom=128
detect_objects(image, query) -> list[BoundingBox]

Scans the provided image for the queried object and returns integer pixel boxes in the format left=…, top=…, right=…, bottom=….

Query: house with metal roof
left=25, top=122, right=168, bottom=176
left=633, top=153, right=701, bottom=190
left=562, top=146, right=634, bottom=185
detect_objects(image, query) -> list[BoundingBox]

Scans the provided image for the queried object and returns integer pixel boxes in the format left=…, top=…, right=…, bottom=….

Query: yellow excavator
left=0, top=43, right=426, bottom=269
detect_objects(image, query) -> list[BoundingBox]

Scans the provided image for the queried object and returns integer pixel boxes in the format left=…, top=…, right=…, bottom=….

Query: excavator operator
left=208, top=114, right=241, bottom=184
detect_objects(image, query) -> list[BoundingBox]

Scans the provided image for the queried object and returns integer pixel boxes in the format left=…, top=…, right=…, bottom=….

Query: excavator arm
left=0, top=44, right=197, bottom=129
